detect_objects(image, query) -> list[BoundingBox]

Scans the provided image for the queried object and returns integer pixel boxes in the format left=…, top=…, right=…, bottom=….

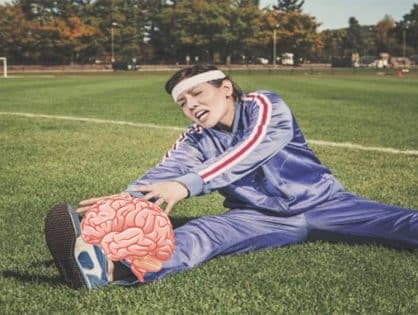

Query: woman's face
left=176, top=80, right=235, bottom=129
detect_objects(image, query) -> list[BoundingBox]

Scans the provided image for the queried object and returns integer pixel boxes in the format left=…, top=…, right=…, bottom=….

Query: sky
left=1, top=0, right=417, bottom=30
left=260, top=0, right=417, bottom=30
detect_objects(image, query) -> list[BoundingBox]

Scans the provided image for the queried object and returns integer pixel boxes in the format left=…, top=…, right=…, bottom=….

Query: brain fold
left=80, top=195, right=175, bottom=282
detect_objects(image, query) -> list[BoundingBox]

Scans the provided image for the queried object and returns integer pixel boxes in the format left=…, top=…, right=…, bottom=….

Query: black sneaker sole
left=44, top=203, right=86, bottom=289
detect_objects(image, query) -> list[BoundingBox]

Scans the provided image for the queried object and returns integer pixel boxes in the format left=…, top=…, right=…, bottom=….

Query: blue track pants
left=125, top=192, right=417, bottom=284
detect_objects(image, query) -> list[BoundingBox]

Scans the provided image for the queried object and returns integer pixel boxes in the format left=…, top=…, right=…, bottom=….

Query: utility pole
left=273, top=24, right=280, bottom=66
left=111, top=22, right=118, bottom=63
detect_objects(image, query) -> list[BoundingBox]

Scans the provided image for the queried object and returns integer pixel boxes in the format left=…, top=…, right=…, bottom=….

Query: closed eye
left=177, top=97, right=186, bottom=107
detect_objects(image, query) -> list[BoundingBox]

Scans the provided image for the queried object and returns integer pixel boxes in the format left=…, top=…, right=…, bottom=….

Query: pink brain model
left=80, top=195, right=175, bottom=282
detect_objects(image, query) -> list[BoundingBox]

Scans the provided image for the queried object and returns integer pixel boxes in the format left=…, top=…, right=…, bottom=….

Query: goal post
left=0, top=57, right=7, bottom=78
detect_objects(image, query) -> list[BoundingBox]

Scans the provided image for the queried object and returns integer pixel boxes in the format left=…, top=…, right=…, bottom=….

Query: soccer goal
left=0, top=57, right=7, bottom=78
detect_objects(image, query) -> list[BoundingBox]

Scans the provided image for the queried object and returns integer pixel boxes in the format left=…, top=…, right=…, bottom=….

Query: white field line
left=0, top=111, right=183, bottom=132
left=308, top=140, right=418, bottom=156
left=1, top=111, right=417, bottom=156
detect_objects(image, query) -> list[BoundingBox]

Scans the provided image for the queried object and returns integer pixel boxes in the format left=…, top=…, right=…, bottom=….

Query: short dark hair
left=165, top=64, right=243, bottom=101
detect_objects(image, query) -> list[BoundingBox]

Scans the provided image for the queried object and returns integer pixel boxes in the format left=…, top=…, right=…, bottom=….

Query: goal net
left=0, top=57, right=7, bottom=78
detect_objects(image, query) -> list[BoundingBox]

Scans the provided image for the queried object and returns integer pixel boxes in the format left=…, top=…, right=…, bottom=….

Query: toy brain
left=80, top=195, right=175, bottom=282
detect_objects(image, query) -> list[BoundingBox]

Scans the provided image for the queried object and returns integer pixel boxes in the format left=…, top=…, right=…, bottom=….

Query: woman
left=45, top=64, right=417, bottom=289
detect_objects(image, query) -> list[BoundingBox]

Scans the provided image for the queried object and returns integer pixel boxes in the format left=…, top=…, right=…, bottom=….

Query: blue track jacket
left=127, top=91, right=344, bottom=215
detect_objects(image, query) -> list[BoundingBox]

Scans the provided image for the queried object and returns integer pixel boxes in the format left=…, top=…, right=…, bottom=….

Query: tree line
left=0, top=0, right=416, bottom=65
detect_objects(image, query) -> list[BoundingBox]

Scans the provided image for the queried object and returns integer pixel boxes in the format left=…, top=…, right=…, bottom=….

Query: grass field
left=0, top=71, right=417, bottom=314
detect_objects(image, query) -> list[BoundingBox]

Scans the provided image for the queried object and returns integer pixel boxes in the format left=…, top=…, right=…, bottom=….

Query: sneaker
left=44, top=203, right=109, bottom=289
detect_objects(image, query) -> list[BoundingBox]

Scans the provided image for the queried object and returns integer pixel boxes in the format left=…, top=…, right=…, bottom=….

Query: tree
left=261, top=8, right=322, bottom=62
left=318, top=29, right=346, bottom=60
left=77, top=0, right=150, bottom=63
left=0, top=4, right=36, bottom=64
left=343, top=17, right=364, bottom=54
left=359, top=25, right=376, bottom=56
left=375, top=15, right=396, bottom=54
left=273, top=0, right=304, bottom=12
left=227, top=0, right=264, bottom=63
left=399, top=4, right=418, bottom=54
left=110, top=0, right=149, bottom=63
left=30, top=16, right=98, bottom=64
left=154, top=0, right=263, bottom=64
left=8, top=0, right=100, bottom=64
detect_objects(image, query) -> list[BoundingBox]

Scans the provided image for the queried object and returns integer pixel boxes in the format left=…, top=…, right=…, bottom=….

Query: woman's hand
left=134, top=181, right=189, bottom=215
left=76, top=181, right=188, bottom=215
left=77, top=192, right=130, bottom=213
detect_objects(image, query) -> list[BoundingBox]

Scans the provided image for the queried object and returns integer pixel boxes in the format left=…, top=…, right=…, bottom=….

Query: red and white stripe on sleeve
left=162, top=125, right=203, bottom=162
left=198, top=93, right=272, bottom=182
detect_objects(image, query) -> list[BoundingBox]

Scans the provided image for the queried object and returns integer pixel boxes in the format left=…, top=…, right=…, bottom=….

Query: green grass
left=0, top=72, right=417, bottom=314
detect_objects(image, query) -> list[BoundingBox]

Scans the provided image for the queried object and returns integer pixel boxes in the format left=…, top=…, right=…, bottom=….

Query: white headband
left=171, top=70, right=226, bottom=102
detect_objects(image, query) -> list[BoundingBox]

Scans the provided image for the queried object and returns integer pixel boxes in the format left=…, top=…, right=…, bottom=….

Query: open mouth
left=195, top=110, right=209, bottom=121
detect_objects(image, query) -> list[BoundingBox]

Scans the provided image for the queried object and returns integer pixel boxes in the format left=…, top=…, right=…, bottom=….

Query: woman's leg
left=305, top=192, right=418, bottom=249
left=137, top=208, right=308, bottom=283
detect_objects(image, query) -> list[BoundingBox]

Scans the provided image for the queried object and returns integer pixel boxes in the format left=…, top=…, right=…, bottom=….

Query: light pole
left=273, top=24, right=280, bottom=66
left=402, top=24, right=409, bottom=59
left=111, top=22, right=118, bottom=63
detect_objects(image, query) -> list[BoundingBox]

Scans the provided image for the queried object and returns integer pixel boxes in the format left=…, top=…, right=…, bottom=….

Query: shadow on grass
left=1, top=216, right=198, bottom=287
left=32, top=259, right=55, bottom=268
left=1, top=268, right=65, bottom=287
